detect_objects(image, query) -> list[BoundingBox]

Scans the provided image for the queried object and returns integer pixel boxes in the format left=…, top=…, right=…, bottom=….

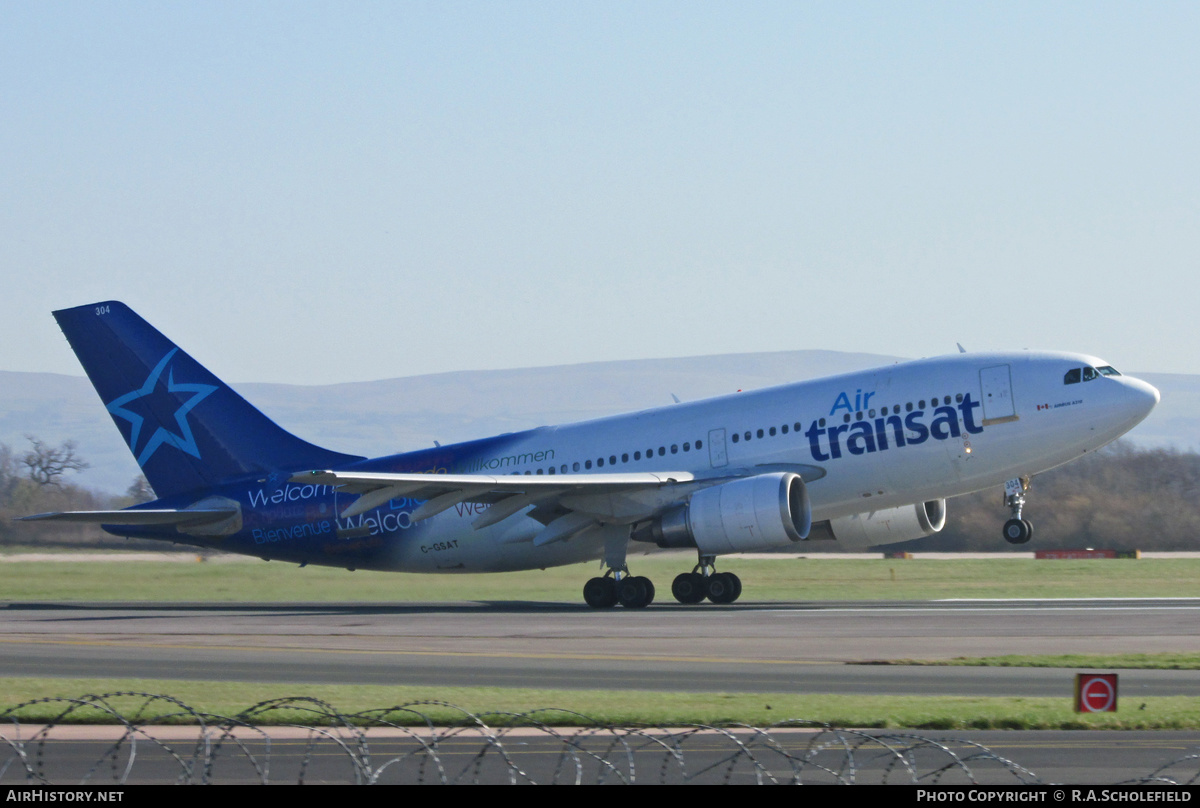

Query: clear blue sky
left=3, top=2, right=1197, bottom=384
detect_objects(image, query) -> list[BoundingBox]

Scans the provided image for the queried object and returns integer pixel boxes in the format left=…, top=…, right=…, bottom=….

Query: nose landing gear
left=1002, top=477, right=1034, bottom=545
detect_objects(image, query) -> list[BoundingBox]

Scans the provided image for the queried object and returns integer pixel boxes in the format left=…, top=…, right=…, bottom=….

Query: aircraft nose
left=1119, top=375, right=1159, bottom=424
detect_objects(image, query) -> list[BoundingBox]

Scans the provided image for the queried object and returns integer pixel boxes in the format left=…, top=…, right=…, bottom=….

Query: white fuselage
left=371, top=350, right=1158, bottom=572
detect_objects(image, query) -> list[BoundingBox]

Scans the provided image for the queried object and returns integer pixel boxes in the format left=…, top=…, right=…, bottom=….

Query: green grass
left=3, top=556, right=1196, bottom=729
left=1, top=678, right=1195, bottom=730
left=891, top=653, right=1200, bottom=670
left=2, top=555, right=1198, bottom=602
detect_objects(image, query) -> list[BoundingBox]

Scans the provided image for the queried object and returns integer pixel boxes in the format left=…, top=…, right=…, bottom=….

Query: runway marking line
left=0, top=636, right=828, bottom=667
left=936, top=598, right=1200, bottom=602
left=762, top=606, right=1200, bottom=613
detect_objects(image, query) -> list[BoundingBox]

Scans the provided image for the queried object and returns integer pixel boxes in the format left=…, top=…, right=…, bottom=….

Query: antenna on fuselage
left=957, top=343, right=967, bottom=353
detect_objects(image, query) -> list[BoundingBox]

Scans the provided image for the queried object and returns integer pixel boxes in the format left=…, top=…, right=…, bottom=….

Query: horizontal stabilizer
left=20, top=494, right=243, bottom=537
left=19, top=508, right=238, bottom=527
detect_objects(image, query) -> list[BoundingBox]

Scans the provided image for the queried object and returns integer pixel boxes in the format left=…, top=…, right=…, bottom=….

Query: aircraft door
left=979, top=364, right=1017, bottom=423
left=708, top=428, right=728, bottom=468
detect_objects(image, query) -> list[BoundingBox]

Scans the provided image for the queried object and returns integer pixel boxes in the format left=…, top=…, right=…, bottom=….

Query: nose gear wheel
left=1001, top=477, right=1034, bottom=545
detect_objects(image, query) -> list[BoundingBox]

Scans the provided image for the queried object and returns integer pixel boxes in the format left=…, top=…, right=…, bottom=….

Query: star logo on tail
left=105, top=348, right=218, bottom=467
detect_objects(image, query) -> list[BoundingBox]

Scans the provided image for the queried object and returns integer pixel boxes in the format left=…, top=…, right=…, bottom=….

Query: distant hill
left=0, top=352, right=1190, bottom=494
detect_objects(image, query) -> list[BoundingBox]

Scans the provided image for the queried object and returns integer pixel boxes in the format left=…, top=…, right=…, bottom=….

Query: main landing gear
left=671, top=556, right=741, bottom=605
left=583, top=569, right=656, bottom=608
left=1002, top=477, right=1034, bottom=545
left=581, top=556, right=741, bottom=608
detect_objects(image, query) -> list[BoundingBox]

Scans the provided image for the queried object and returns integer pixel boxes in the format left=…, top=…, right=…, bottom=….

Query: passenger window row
left=834, top=393, right=965, bottom=424
left=524, top=438, right=707, bottom=476
left=731, top=421, right=804, bottom=443
left=521, top=389, right=977, bottom=475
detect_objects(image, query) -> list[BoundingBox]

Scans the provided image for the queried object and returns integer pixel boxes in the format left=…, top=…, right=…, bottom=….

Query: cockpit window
left=1065, top=365, right=1113, bottom=385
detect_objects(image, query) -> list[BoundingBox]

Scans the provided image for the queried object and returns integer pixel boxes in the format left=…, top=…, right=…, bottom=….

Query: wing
left=292, top=464, right=824, bottom=546
left=294, top=469, right=704, bottom=545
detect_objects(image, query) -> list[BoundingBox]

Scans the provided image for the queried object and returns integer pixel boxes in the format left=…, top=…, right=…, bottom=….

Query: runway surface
left=2, top=598, right=1199, bottom=696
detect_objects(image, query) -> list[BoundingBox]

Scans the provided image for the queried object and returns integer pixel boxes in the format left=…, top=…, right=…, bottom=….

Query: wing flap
left=533, top=512, right=599, bottom=546
left=409, top=485, right=496, bottom=522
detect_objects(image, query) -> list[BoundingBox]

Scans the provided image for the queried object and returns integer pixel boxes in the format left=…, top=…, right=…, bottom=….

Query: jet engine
left=807, top=500, right=947, bottom=546
left=632, top=472, right=811, bottom=554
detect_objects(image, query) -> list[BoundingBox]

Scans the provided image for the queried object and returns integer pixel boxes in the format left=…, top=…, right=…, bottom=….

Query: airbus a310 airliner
left=24, top=302, right=1159, bottom=608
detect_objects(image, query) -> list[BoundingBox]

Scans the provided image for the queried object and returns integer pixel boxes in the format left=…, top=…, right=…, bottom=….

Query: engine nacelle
left=808, top=500, right=947, bottom=547
left=632, top=472, right=811, bottom=554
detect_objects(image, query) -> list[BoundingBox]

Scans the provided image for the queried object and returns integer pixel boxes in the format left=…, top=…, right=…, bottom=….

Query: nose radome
left=1122, top=376, right=1160, bottom=421
left=1132, top=376, right=1159, bottom=407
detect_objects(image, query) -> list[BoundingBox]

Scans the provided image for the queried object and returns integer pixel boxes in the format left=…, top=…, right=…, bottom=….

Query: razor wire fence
left=0, top=693, right=1196, bottom=785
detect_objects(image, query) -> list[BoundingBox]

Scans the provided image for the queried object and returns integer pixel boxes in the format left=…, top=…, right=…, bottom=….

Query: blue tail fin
left=54, top=301, right=363, bottom=498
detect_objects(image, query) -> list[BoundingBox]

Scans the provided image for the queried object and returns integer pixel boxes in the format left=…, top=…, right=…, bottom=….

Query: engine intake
left=633, top=472, right=811, bottom=554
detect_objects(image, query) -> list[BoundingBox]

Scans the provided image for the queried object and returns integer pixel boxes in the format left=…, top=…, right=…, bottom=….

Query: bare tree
left=125, top=474, right=155, bottom=504
left=0, top=443, right=18, bottom=502
left=21, top=436, right=88, bottom=487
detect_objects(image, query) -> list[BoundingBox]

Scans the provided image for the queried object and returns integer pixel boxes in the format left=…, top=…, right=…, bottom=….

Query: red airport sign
left=1075, top=673, right=1119, bottom=713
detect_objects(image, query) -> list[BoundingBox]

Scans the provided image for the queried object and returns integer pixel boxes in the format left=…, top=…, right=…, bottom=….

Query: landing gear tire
left=618, top=576, right=654, bottom=608
left=640, top=576, right=655, bottom=606
left=706, top=572, right=741, bottom=604
left=1002, top=518, right=1033, bottom=545
left=727, top=572, right=742, bottom=602
left=583, top=576, right=617, bottom=608
left=672, top=572, right=707, bottom=604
